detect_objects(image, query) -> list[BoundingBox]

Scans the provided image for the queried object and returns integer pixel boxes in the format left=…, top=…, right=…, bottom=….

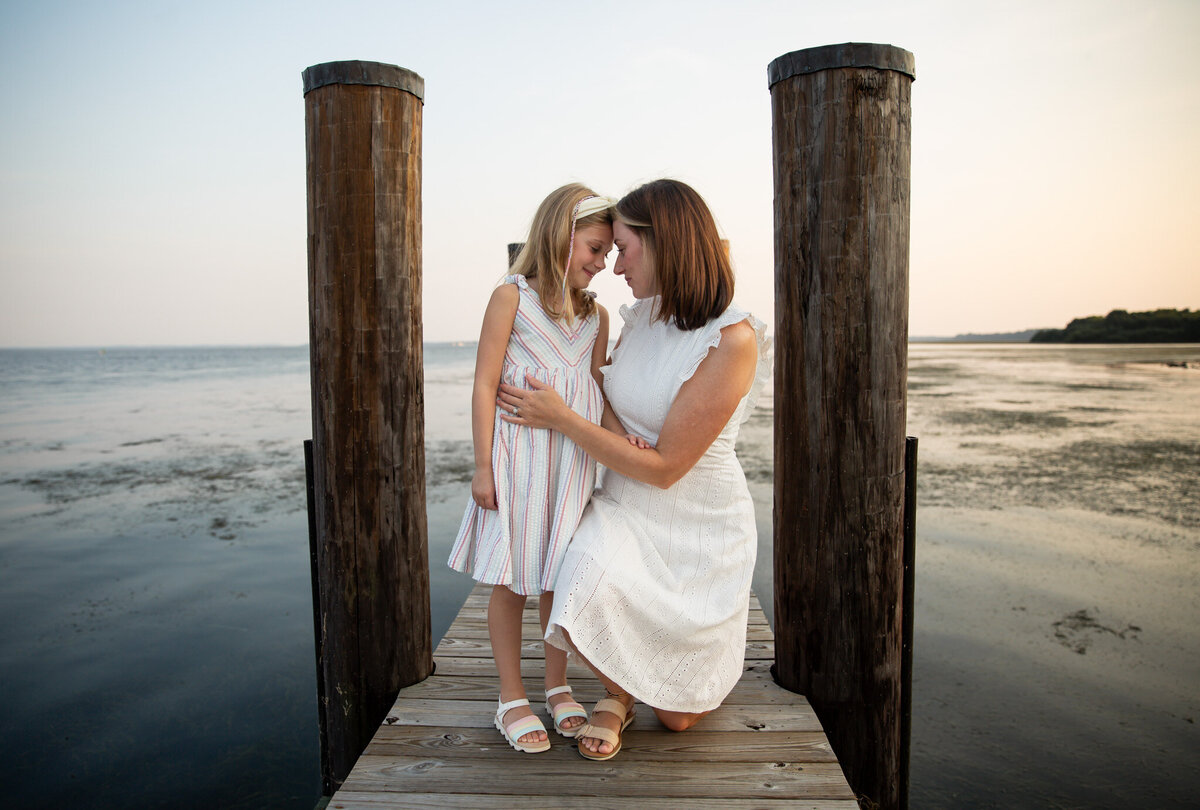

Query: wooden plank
left=390, top=670, right=807, bottom=706
left=329, top=793, right=859, bottom=810
left=381, top=699, right=825, bottom=733
left=341, top=756, right=854, bottom=800
left=363, top=725, right=839, bottom=762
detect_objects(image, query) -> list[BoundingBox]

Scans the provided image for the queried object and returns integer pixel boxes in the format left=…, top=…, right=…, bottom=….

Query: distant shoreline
left=1032, top=308, right=1198, bottom=343
left=911, top=329, right=1041, bottom=343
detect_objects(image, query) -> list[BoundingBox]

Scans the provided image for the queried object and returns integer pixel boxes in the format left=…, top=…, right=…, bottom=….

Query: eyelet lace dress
left=545, top=297, right=771, bottom=713
left=448, top=275, right=603, bottom=596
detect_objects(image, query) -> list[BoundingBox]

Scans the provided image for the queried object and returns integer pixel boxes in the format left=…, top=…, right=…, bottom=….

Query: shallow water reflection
left=1, top=343, right=1197, bottom=808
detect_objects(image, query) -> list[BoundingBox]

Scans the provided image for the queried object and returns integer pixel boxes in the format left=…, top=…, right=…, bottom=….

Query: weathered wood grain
left=388, top=676, right=820, bottom=715
left=769, top=43, right=914, bottom=810
left=386, top=669, right=804, bottom=706
left=305, top=59, right=431, bottom=791
left=343, top=756, right=853, bottom=799
left=377, top=698, right=825, bottom=733
left=363, top=726, right=838, bottom=762
left=329, top=793, right=860, bottom=810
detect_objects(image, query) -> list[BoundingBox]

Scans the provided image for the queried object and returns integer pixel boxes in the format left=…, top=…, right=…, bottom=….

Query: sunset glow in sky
left=1, top=0, right=1197, bottom=346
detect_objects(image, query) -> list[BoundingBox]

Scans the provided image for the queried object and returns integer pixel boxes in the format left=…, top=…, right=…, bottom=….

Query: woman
left=497, top=178, right=770, bottom=760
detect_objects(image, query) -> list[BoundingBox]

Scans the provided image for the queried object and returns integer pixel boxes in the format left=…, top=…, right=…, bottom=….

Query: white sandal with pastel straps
left=494, top=697, right=551, bottom=753
left=544, top=685, right=588, bottom=738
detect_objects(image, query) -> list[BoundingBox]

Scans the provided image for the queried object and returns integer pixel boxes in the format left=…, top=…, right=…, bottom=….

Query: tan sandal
left=576, top=696, right=635, bottom=761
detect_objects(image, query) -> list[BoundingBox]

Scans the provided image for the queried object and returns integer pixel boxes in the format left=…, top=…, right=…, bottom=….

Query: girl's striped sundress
left=448, top=274, right=604, bottom=595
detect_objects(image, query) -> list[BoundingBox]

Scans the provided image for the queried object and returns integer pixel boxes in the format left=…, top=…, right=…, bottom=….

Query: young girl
left=447, top=183, right=615, bottom=753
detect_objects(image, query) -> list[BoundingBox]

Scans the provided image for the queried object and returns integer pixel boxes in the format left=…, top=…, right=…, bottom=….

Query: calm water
left=1, top=343, right=1197, bottom=808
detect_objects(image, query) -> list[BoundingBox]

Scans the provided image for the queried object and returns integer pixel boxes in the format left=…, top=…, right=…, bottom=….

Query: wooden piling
left=303, top=59, right=433, bottom=792
left=900, top=436, right=918, bottom=809
left=769, top=43, right=915, bottom=810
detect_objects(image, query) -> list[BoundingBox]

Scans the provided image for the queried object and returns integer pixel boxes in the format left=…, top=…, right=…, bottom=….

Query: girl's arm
left=499, top=320, right=757, bottom=488
left=470, top=284, right=520, bottom=510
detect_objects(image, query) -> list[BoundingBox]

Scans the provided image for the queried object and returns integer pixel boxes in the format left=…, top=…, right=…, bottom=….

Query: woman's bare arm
left=499, top=320, right=757, bottom=488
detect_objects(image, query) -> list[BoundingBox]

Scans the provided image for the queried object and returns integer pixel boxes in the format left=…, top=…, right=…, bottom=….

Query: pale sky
left=1, top=0, right=1197, bottom=346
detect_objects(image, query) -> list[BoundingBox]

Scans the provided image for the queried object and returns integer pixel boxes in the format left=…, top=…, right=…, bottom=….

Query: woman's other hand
left=626, top=434, right=652, bottom=449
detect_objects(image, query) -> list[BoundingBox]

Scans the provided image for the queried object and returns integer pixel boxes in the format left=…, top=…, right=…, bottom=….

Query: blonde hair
left=614, top=179, right=733, bottom=331
left=511, top=183, right=612, bottom=324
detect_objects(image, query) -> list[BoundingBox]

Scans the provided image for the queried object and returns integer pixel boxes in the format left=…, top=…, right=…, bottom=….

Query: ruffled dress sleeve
left=678, top=304, right=772, bottom=425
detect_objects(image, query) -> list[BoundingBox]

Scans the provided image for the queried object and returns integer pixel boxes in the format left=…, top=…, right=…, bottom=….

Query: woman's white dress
left=546, top=298, right=770, bottom=713
left=447, top=275, right=603, bottom=596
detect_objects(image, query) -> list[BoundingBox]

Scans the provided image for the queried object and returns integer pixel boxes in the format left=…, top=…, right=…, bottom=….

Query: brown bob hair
left=614, top=179, right=734, bottom=331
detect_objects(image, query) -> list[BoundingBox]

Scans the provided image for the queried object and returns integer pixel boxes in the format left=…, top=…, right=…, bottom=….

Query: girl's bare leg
left=540, top=591, right=585, bottom=733
left=488, top=584, right=546, bottom=744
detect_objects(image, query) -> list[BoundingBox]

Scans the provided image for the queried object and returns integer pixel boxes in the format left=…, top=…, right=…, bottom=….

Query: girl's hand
left=471, top=468, right=498, bottom=511
left=497, top=375, right=570, bottom=429
left=626, top=434, right=653, bottom=450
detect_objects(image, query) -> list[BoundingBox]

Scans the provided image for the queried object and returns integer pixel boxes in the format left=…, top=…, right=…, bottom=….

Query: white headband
left=575, top=194, right=617, bottom=220
left=561, top=194, right=617, bottom=305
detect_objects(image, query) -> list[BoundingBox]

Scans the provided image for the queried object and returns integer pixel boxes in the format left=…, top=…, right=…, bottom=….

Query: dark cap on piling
left=302, top=60, right=425, bottom=100
left=768, top=43, right=915, bottom=88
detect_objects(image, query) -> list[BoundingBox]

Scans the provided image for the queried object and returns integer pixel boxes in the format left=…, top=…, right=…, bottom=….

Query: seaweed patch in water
left=1061, top=381, right=1142, bottom=392
left=5, top=440, right=308, bottom=537
left=908, top=363, right=967, bottom=377
left=940, top=409, right=1089, bottom=432
left=1051, top=608, right=1141, bottom=655
left=917, top=438, right=1200, bottom=528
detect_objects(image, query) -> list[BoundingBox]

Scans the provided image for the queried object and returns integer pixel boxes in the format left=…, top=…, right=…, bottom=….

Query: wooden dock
left=325, top=584, right=858, bottom=808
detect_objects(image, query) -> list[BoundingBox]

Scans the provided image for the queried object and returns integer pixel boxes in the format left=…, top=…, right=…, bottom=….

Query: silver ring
left=513, top=406, right=520, bottom=416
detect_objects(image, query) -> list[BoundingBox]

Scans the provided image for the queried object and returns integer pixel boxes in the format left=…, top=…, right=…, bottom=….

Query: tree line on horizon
left=1031, top=308, right=1199, bottom=343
